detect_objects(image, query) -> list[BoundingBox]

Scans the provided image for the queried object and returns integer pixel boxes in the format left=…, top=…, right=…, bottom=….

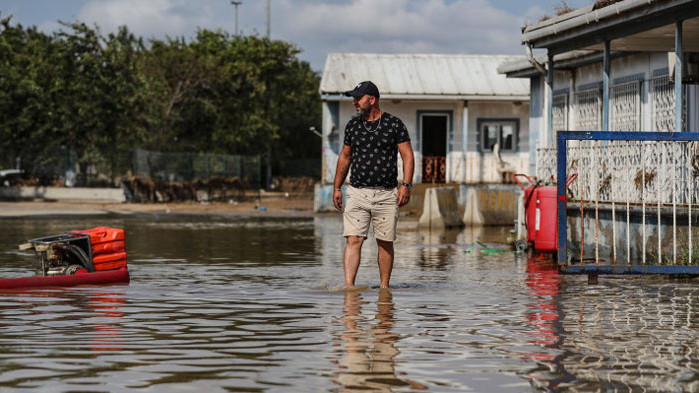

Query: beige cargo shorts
left=343, top=185, right=399, bottom=242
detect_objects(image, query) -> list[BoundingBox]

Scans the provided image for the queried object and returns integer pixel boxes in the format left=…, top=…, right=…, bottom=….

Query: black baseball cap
left=344, top=81, right=380, bottom=99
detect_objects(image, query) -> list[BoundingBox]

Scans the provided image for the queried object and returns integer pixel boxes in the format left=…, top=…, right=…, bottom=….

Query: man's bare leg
left=376, top=239, right=394, bottom=288
left=344, top=236, right=365, bottom=287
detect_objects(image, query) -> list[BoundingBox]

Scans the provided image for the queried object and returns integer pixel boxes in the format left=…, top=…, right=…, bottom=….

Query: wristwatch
left=401, top=183, right=413, bottom=191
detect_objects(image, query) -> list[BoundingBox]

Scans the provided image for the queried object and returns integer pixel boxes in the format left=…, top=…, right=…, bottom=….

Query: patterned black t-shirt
left=343, top=112, right=411, bottom=189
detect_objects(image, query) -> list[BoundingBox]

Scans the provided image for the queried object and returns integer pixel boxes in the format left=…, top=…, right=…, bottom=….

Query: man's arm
left=333, top=145, right=352, bottom=210
left=396, top=141, right=414, bottom=207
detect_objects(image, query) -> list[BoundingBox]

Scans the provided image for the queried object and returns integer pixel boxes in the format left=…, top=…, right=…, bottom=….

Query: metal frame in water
left=556, top=130, right=699, bottom=274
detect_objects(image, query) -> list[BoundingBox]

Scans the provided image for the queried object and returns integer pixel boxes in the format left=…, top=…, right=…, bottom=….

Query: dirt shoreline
left=0, top=195, right=422, bottom=220
left=0, top=197, right=328, bottom=218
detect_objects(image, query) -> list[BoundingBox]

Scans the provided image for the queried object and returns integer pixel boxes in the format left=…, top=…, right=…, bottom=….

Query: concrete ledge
left=461, top=185, right=519, bottom=226
left=314, top=183, right=522, bottom=226
left=419, top=187, right=463, bottom=230
left=0, top=186, right=125, bottom=203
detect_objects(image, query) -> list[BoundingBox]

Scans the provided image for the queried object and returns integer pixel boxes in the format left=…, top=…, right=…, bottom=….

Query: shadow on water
left=0, top=215, right=698, bottom=392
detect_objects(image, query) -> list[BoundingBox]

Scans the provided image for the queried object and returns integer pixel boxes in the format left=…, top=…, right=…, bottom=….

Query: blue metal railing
left=556, top=131, right=699, bottom=274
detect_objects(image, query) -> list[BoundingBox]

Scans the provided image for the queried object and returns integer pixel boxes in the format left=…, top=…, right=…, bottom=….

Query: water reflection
left=87, top=291, right=126, bottom=351
left=0, top=286, right=129, bottom=390
left=521, top=256, right=572, bottom=391
left=520, top=254, right=699, bottom=393
left=552, top=278, right=699, bottom=392
left=525, top=256, right=562, bottom=357
left=417, top=227, right=460, bottom=270
left=336, top=290, right=426, bottom=392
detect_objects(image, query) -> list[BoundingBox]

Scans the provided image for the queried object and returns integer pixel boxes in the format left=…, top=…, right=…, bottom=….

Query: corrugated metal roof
left=320, top=53, right=529, bottom=100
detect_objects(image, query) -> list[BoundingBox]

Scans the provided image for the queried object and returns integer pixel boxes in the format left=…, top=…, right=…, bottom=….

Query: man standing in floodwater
left=332, top=81, right=415, bottom=288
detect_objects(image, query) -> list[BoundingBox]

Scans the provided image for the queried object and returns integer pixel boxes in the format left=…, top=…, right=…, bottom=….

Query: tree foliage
left=0, top=13, right=321, bottom=184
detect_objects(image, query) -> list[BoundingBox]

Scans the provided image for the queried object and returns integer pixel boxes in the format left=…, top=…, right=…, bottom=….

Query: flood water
left=0, top=214, right=697, bottom=392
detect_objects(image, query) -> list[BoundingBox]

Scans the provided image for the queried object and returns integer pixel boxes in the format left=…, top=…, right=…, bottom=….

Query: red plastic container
left=524, top=185, right=540, bottom=243
left=91, top=241, right=125, bottom=255
left=532, top=174, right=578, bottom=253
left=70, top=227, right=125, bottom=255
left=69, top=227, right=127, bottom=270
left=93, top=252, right=128, bottom=272
left=534, top=186, right=558, bottom=252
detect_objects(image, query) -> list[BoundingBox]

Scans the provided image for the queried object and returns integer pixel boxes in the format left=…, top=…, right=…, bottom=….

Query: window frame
left=476, top=118, right=520, bottom=153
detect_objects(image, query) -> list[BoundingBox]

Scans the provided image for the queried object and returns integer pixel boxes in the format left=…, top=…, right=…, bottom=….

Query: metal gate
left=556, top=131, right=699, bottom=274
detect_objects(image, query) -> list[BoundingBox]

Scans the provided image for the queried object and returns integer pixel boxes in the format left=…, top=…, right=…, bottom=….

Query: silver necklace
left=362, top=113, right=383, bottom=133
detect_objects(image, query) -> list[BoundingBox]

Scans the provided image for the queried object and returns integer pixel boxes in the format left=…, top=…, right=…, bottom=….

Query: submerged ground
left=0, top=209, right=697, bottom=392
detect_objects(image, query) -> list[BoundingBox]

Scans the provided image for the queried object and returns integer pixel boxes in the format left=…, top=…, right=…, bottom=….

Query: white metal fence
left=539, top=141, right=699, bottom=205
left=565, top=141, right=699, bottom=205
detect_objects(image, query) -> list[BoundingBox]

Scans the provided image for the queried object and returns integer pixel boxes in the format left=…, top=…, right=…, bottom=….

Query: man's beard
left=358, top=105, right=371, bottom=118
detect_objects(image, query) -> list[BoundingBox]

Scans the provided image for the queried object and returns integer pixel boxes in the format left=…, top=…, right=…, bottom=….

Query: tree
left=0, top=14, right=322, bottom=186
left=53, top=22, right=147, bottom=184
left=0, top=14, right=63, bottom=177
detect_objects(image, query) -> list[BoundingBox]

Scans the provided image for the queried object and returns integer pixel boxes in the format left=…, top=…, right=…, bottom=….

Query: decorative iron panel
left=610, top=80, right=640, bottom=131
left=552, top=93, right=568, bottom=145
left=574, top=89, right=600, bottom=131
left=536, top=147, right=557, bottom=183
left=651, top=75, right=687, bottom=132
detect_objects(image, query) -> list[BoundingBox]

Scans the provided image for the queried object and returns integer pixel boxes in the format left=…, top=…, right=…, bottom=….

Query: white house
left=318, top=53, right=530, bottom=191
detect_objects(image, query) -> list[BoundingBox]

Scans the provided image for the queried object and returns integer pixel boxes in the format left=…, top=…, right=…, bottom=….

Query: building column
left=462, top=101, right=469, bottom=182
left=602, top=40, right=610, bottom=131
left=675, top=19, right=684, bottom=132
left=547, top=52, right=554, bottom=147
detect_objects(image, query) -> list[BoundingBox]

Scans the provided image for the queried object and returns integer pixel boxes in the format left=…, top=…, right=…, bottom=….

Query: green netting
left=132, top=149, right=261, bottom=188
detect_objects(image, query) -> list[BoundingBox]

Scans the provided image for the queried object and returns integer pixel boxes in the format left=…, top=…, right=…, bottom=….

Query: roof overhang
left=498, top=50, right=634, bottom=78
left=523, top=0, right=699, bottom=55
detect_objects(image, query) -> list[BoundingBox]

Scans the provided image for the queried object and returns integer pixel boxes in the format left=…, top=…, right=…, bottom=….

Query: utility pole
left=266, top=0, right=271, bottom=38
left=264, top=0, right=273, bottom=190
left=230, top=1, right=241, bottom=36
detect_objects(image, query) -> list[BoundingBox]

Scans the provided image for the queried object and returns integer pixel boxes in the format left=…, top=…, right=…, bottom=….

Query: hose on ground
left=56, top=243, right=95, bottom=272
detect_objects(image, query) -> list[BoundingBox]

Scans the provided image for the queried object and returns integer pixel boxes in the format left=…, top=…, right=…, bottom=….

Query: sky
left=0, top=0, right=593, bottom=72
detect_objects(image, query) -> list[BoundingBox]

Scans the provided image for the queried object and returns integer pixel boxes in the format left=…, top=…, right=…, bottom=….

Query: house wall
left=542, top=52, right=699, bottom=137
left=530, top=52, right=699, bottom=181
left=321, top=99, right=530, bottom=184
